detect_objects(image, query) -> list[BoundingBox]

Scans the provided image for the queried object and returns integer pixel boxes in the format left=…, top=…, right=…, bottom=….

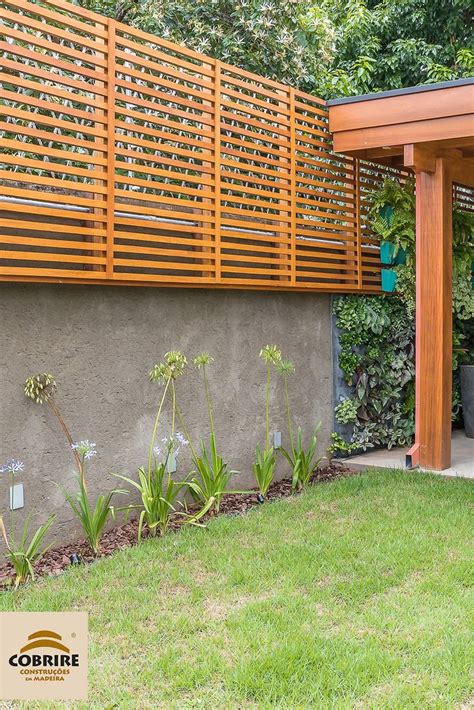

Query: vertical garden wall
left=332, top=179, right=474, bottom=455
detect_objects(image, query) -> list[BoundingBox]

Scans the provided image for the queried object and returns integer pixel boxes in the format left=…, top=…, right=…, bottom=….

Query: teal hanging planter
left=379, top=205, right=406, bottom=266
left=381, top=268, right=397, bottom=292
left=380, top=241, right=407, bottom=266
left=379, top=204, right=394, bottom=226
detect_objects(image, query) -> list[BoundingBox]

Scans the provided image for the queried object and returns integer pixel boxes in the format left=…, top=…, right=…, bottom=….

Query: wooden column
left=414, top=156, right=453, bottom=469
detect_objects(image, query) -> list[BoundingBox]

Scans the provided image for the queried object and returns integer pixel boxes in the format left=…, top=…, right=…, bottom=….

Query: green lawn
left=2, top=470, right=473, bottom=709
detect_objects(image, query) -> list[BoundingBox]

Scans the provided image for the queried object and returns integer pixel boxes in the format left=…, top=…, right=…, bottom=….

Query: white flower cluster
left=153, top=432, right=189, bottom=459
left=71, top=440, right=97, bottom=460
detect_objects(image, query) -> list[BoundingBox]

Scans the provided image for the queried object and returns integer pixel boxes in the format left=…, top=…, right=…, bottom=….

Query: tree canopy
left=79, top=0, right=473, bottom=97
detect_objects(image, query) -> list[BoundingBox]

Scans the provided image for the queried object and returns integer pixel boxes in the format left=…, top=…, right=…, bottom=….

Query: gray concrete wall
left=0, top=284, right=333, bottom=546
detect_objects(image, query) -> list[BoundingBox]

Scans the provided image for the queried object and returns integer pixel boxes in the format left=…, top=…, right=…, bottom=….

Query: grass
left=1, top=469, right=473, bottom=709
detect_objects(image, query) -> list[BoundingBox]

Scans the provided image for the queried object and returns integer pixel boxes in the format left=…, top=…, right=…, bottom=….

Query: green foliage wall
left=333, top=180, right=474, bottom=453
left=333, top=295, right=415, bottom=451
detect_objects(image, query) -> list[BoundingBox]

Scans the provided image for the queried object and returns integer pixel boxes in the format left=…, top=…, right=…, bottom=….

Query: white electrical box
left=166, top=452, right=177, bottom=474
left=10, top=483, right=24, bottom=510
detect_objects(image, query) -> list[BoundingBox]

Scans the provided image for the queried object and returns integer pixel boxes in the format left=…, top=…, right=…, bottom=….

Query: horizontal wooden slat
left=0, top=170, right=106, bottom=193
left=0, top=218, right=105, bottom=236
left=0, top=41, right=106, bottom=82
left=0, top=250, right=105, bottom=264
left=0, top=234, right=107, bottom=250
left=114, top=55, right=213, bottom=92
left=114, top=47, right=214, bottom=84
left=0, top=57, right=108, bottom=97
left=0, top=105, right=106, bottom=139
left=114, top=258, right=215, bottom=272
left=0, top=138, right=107, bottom=166
left=114, top=88, right=215, bottom=126
left=0, top=154, right=107, bottom=181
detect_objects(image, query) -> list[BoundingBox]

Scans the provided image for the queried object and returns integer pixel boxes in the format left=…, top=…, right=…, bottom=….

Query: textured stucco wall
left=0, top=284, right=333, bottom=545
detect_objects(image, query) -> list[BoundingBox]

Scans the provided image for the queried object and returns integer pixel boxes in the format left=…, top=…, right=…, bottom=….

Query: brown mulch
left=0, top=462, right=352, bottom=588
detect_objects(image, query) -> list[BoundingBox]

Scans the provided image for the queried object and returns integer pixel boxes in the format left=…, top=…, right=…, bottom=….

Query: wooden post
left=195, top=62, right=216, bottom=281
left=289, top=87, right=296, bottom=286
left=105, top=19, right=116, bottom=278
left=214, top=61, right=222, bottom=282
left=354, top=158, right=362, bottom=289
left=89, top=20, right=108, bottom=273
left=414, top=156, right=453, bottom=470
left=276, top=87, right=291, bottom=283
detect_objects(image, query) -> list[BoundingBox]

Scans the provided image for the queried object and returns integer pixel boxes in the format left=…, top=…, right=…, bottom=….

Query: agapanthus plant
left=64, top=442, right=127, bottom=555
left=187, top=432, right=239, bottom=516
left=147, top=351, right=187, bottom=477
left=0, top=459, right=55, bottom=587
left=278, top=359, right=296, bottom=449
left=277, top=360, right=324, bottom=491
left=24, top=373, right=81, bottom=472
left=115, top=432, right=204, bottom=539
left=0, top=459, right=24, bottom=475
left=115, top=351, right=206, bottom=539
left=183, top=353, right=239, bottom=515
left=253, top=345, right=282, bottom=498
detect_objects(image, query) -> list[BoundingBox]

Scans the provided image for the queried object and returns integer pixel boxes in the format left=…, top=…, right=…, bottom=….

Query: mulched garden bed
left=0, top=462, right=353, bottom=588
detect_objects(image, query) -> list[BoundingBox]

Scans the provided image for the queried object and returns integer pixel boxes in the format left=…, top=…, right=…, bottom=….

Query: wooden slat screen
left=0, top=0, right=402, bottom=292
left=0, top=0, right=110, bottom=280
left=293, top=91, right=361, bottom=289
left=454, top=183, right=474, bottom=213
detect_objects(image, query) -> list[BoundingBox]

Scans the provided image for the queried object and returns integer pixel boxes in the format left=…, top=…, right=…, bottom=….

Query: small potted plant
left=370, top=179, right=414, bottom=293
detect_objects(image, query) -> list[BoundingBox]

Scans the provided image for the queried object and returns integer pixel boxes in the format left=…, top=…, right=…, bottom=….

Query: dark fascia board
left=326, top=76, right=474, bottom=107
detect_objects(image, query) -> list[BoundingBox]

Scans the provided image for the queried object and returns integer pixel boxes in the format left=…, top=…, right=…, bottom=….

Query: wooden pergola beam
left=332, top=114, right=473, bottom=154
left=404, top=145, right=474, bottom=188
left=452, top=159, right=474, bottom=189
